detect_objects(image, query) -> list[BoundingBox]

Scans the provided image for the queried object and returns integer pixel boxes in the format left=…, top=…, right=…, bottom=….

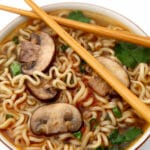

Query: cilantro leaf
left=124, top=127, right=142, bottom=142
left=114, top=42, right=137, bottom=68
left=61, top=45, right=69, bottom=52
left=67, top=11, right=91, bottom=23
left=73, top=131, right=82, bottom=140
left=111, top=134, right=125, bottom=144
left=10, top=61, right=21, bottom=77
left=112, top=107, right=122, bottom=118
left=109, top=129, right=119, bottom=140
left=131, top=47, right=150, bottom=63
left=109, top=127, right=142, bottom=145
left=114, top=42, right=150, bottom=68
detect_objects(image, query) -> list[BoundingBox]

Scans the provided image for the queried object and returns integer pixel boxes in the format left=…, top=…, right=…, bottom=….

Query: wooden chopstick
left=24, top=0, right=150, bottom=123
left=0, top=4, right=150, bottom=47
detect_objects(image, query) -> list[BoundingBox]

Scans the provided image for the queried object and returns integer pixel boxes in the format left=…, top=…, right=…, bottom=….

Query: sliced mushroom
left=88, top=57, right=129, bottom=96
left=30, top=103, right=82, bottom=135
left=97, top=57, right=130, bottom=87
left=88, top=75, right=112, bottom=96
left=27, top=79, right=57, bottom=101
left=19, top=32, right=55, bottom=75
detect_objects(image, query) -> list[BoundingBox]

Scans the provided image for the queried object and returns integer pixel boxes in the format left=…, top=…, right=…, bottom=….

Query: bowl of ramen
left=0, top=2, right=150, bottom=150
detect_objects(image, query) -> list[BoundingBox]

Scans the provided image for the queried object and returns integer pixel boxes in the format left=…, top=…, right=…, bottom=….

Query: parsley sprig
left=114, top=42, right=150, bottom=68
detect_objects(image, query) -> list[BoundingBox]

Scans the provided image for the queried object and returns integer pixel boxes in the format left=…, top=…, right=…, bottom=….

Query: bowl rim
left=0, top=2, right=149, bottom=150
left=0, top=2, right=147, bottom=41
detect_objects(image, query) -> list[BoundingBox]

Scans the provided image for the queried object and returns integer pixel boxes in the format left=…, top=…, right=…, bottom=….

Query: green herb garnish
left=123, top=127, right=142, bottom=142
left=109, top=129, right=119, bottom=141
left=111, top=134, right=125, bottom=144
left=112, top=107, right=122, bottom=118
left=67, top=11, right=91, bottom=23
left=10, top=61, right=21, bottom=77
left=61, top=45, right=69, bottom=52
left=12, top=36, right=19, bottom=45
left=6, top=114, right=14, bottom=119
left=73, top=131, right=82, bottom=140
left=109, top=127, right=142, bottom=145
left=114, top=42, right=150, bottom=68
left=79, top=60, right=86, bottom=73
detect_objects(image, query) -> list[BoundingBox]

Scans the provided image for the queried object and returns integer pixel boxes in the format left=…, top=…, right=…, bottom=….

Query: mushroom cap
left=19, top=32, right=55, bottom=75
left=88, top=75, right=112, bottom=96
left=97, top=56, right=129, bottom=87
left=27, top=79, right=57, bottom=101
left=88, top=57, right=129, bottom=96
left=30, top=103, right=82, bottom=135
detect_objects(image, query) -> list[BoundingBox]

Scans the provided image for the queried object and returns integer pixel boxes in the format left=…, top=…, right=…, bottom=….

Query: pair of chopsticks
left=0, top=3, right=150, bottom=47
left=1, top=0, right=150, bottom=124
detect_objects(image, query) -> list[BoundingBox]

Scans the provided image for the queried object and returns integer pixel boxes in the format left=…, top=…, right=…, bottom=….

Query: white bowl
left=0, top=2, right=149, bottom=150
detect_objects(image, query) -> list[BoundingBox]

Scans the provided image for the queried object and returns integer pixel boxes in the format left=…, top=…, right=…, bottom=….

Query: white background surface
left=0, top=0, right=149, bottom=150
